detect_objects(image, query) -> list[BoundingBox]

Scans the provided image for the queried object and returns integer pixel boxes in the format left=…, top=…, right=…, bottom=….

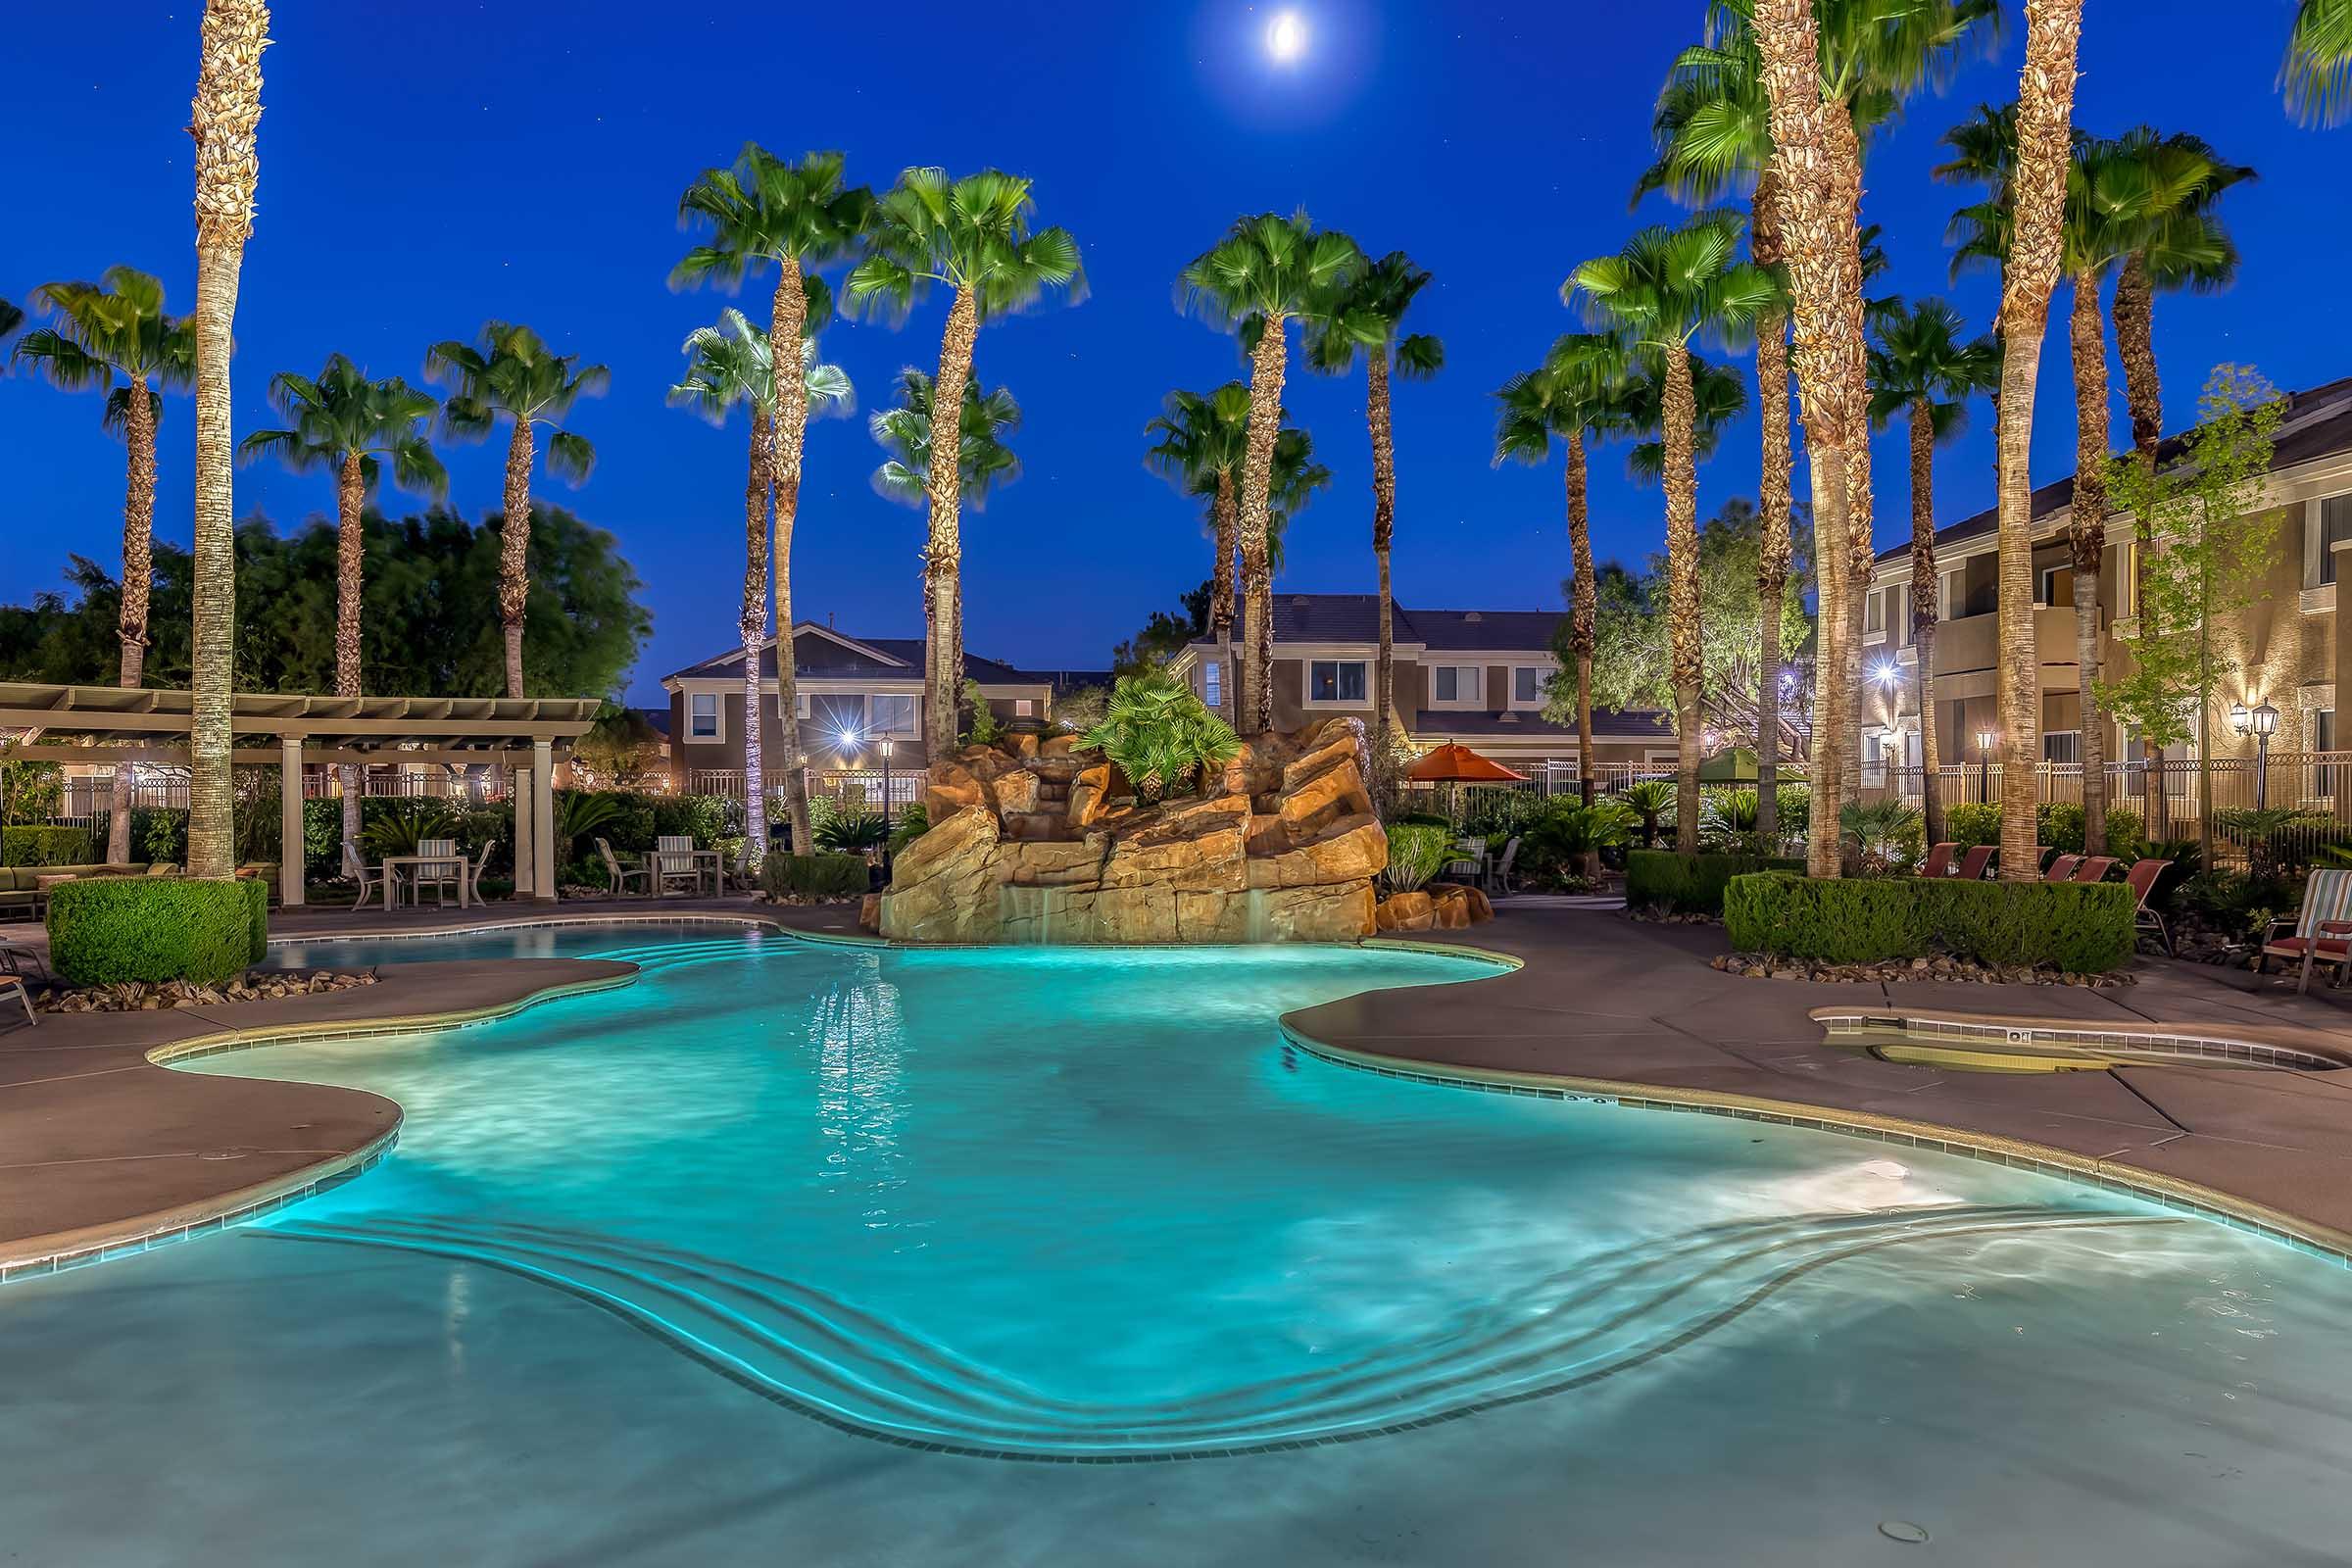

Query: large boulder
left=1102, top=793, right=1250, bottom=893
left=1374, top=890, right=1436, bottom=934
left=1277, top=753, right=1374, bottom=839
left=1246, top=812, right=1387, bottom=889
left=881, top=805, right=1005, bottom=943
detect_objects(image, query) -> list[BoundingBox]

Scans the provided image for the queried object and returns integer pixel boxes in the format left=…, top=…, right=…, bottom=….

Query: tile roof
left=665, top=625, right=1050, bottom=687
left=1189, top=594, right=1570, bottom=652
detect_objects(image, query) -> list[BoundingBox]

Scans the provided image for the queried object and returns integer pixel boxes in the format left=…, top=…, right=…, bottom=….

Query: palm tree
left=0, top=298, right=21, bottom=348
left=423, top=323, right=608, bottom=701
left=2104, top=130, right=2252, bottom=470
left=1143, top=384, right=1251, bottom=722
left=675, top=146, right=872, bottom=853
left=185, top=0, right=269, bottom=882
left=12, top=268, right=196, bottom=862
left=1260, top=426, right=1335, bottom=583
left=2284, top=0, right=2352, bottom=123
left=238, top=356, right=445, bottom=870
left=1866, top=299, right=1996, bottom=848
left=846, top=169, right=1082, bottom=759
left=1569, top=214, right=1776, bottom=854
left=870, top=368, right=1020, bottom=508
left=1179, top=212, right=1363, bottom=734
left=669, top=310, right=852, bottom=865
left=1492, top=332, right=1637, bottom=808
left=1304, top=253, right=1444, bottom=758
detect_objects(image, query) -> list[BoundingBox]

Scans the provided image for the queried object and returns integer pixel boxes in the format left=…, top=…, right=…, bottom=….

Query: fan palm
left=669, top=309, right=852, bottom=865
left=1179, top=211, right=1364, bottom=733
left=1568, top=213, right=1777, bottom=853
left=238, top=355, right=446, bottom=870
left=185, top=0, right=270, bottom=882
left=1144, top=383, right=1252, bottom=721
left=11, top=267, right=196, bottom=862
left=0, top=298, right=21, bottom=348
left=1492, top=332, right=1638, bottom=809
left=1866, top=298, right=1996, bottom=848
left=2284, top=0, right=2352, bottom=124
left=423, top=322, right=608, bottom=702
left=1304, top=252, right=1444, bottom=756
left=846, top=168, right=1082, bottom=758
left=870, top=368, right=1020, bottom=508
left=675, top=145, right=872, bottom=854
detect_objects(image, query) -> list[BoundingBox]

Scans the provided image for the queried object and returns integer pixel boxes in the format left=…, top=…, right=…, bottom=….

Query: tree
left=574, top=705, right=663, bottom=789
left=846, top=168, right=1083, bottom=759
left=1568, top=212, right=1777, bottom=853
left=1179, top=211, right=1363, bottom=733
left=1305, top=253, right=1444, bottom=757
left=424, top=322, right=608, bottom=702
left=187, top=0, right=270, bottom=882
left=2099, top=367, right=2284, bottom=864
left=1866, top=298, right=1996, bottom=848
left=668, top=308, right=851, bottom=864
left=869, top=368, right=1020, bottom=508
left=239, top=354, right=446, bottom=870
left=11, top=267, right=196, bottom=862
left=1143, top=384, right=1251, bottom=721
left=1492, top=332, right=1637, bottom=806
left=675, top=145, right=873, bottom=855
left=2283, top=0, right=2352, bottom=123
left=1112, top=582, right=1212, bottom=675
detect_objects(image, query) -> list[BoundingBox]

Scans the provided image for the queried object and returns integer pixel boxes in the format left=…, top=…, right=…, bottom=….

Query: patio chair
left=411, top=839, right=465, bottom=909
left=1954, top=845, right=1996, bottom=881
left=461, top=839, right=497, bottom=905
left=655, top=834, right=710, bottom=897
left=2043, top=854, right=2083, bottom=883
left=343, top=842, right=392, bottom=910
left=2072, top=856, right=2120, bottom=884
left=1, top=943, right=48, bottom=984
left=1920, top=842, right=1960, bottom=878
left=1, top=971, right=31, bottom=1029
left=2123, top=858, right=2174, bottom=956
left=1443, top=837, right=1488, bottom=886
left=1492, top=835, right=1521, bottom=897
left=2258, top=867, right=2352, bottom=995
left=596, top=838, right=651, bottom=899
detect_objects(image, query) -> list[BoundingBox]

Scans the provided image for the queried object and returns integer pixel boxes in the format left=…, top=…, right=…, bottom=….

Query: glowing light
left=1265, top=9, right=1307, bottom=63
left=1871, top=660, right=1900, bottom=688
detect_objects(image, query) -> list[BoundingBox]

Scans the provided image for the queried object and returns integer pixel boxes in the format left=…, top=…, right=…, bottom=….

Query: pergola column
left=531, top=738, right=557, bottom=903
left=513, top=761, right=535, bottom=896
left=278, top=735, right=305, bottom=907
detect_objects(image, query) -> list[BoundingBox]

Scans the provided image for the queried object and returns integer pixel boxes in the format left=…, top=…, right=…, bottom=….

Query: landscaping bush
left=1080, top=670, right=1241, bottom=802
left=1626, top=850, right=1804, bottom=915
left=1383, top=823, right=1452, bottom=894
left=1724, top=871, right=2136, bottom=972
left=1942, top=802, right=2001, bottom=848
left=47, top=876, right=269, bottom=987
left=1520, top=799, right=1638, bottom=889
left=135, top=806, right=189, bottom=865
left=2, top=824, right=98, bottom=866
left=759, top=853, right=869, bottom=901
left=886, top=801, right=930, bottom=858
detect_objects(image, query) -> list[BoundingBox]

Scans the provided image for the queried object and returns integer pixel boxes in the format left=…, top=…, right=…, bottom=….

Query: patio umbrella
left=1406, top=744, right=1529, bottom=784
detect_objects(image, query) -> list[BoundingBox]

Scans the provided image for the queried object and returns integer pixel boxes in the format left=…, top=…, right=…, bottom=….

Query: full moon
left=1266, top=9, right=1307, bottom=63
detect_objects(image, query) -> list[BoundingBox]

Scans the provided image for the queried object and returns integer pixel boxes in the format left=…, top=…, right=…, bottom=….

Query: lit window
left=1014, top=699, right=1034, bottom=716
left=688, top=693, right=719, bottom=739
left=1203, top=661, right=1222, bottom=709
left=872, top=694, right=916, bottom=734
left=2321, top=495, right=2352, bottom=585
left=1434, top=665, right=1480, bottom=703
left=1309, top=660, right=1366, bottom=703
left=1513, top=665, right=1541, bottom=704
left=2036, top=564, right=2072, bottom=607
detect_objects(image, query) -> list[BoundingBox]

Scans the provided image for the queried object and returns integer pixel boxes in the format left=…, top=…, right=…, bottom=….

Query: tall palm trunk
left=498, top=417, right=534, bottom=698
left=768, top=268, right=814, bottom=855
left=335, top=450, right=366, bottom=871
left=1752, top=0, right=1855, bottom=878
left=922, top=289, right=980, bottom=759
left=2068, top=273, right=2111, bottom=856
left=109, top=377, right=159, bottom=864
left=2111, top=253, right=2161, bottom=635
left=1994, top=0, right=2086, bottom=882
left=1906, top=398, right=1944, bottom=846
left=1663, top=347, right=1703, bottom=856
left=1565, top=429, right=1598, bottom=811
left=1752, top=168, right=1792, bottom=848
left=1826, top=106, right=1876, bottom=843
left=186, top=0, right=268, bottom=883
left=739, top=407, right=774, bottom=867
left=1211, top=468, right=1238, bottom=725
left=1238, top=319, right=1289, bottom=735
left=1367, top=350, right=1397, bottom=760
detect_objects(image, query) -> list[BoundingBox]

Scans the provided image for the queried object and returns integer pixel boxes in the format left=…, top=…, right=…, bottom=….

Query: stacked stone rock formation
left=878, top=717, right=1388, bottom=944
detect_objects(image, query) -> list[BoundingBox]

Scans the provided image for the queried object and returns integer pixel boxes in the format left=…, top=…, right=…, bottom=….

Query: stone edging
left=265, top=910, right=785, bottom=944
left=1276, top=1024, right=2352, bottom=1270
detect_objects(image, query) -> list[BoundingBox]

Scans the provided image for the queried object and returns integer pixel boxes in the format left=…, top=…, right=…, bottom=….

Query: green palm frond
left=11, top=267, right=194, bottom=423
left=673, top=144, right=872, bottom=293
left=867, top=368, right=1022, bottom=509
left=1178, top=210, right=1365, bottom=334
left=1866, top=297, right=1996, bottom=436
left=845, top=167, right=1083, bottom=325
left=2283, top=0, right=2352, bottom=125
left=423, top=321, right=607, bottom=484
left=236, top=353, right=447, bottom=500
left=1566, top=211, right=1779, bottom=362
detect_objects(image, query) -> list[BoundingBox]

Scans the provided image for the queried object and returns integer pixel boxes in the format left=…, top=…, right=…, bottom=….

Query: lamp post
left=879, top=735, right=895, bottom=869
left=1976, top=728, right=1997, bottom=806
left=2235, top=701, right=2278, bottom=808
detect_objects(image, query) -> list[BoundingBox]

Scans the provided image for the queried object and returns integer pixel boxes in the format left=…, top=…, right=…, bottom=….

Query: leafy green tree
left=2284, top=0, right=2352, bottom=124
left=847, top=168, right=1082, bottom=758
left=574, top=705, right=664, bottom=787
left=424, top=322, right=609, bottom=699
left=1112, top=581, right=1213, bottom=675
left=2098, top=366, right=2285, bottom=864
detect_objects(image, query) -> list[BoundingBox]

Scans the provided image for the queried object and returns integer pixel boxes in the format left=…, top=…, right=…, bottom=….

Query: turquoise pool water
left=6, top=925, right=2352, bottom=1564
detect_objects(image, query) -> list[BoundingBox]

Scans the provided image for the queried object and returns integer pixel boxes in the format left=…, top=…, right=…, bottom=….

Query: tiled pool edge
left=1811, top=1005, right=2352, bottom=1072
left=1280, top=1025, right=2352, bottom=1270
left=266, top=909, right=786, bottom=945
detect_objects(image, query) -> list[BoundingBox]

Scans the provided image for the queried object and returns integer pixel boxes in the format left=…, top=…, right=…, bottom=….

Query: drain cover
left=1878, top=1521, right=1931, bottom=1544
left=198, top=1147, right=257, bottom=1161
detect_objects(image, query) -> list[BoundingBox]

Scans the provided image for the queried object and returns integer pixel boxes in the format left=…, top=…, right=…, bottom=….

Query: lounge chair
left=2123, top=858, right=2173, bottom=956
left=2073, top=855, right=2119, bottom=884
left=1492, top=835, right=1521, bottom=897
left=596, top=838, right=651, bottom=899
left=343, top=843, right=392, bottom=910
left=1954, top=845, right=1995, bottom=881
left=462, top=839, right=497, bottom=905
left=1, top=943, right=47, bottom=984
left=1920, top=842, right=1960, bottom=878
left=1, top=971, right=31, bottom=1029
left=2258, top=867, right=2352, bottom=994
left=2043, top=854, right=2082, bottom=883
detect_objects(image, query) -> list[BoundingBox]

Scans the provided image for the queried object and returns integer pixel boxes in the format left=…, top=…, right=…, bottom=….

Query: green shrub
left=886, top=801, right=931, bottom=858
left=1080, top=670, right=1241, bottom=802
left=759, top=853, right=869, bottom=901
left=1838, top=800, right=1925, bottom=873
left=813, top=797, right=891, bottom=853
left=2, top=824, right=98, bottom=866
left=1390, top=809, right=1455, bottom=831
left=1724, top=872, right=2136, bottom=972
left=1384, top=823, right=1453, bottom=894
left=1615, top=780, right=1677, bottom=848
left=1521, top=800, right=1638, bottom=887
left=136, top=806, right=189, bottom=865
left=47, top=876, right=269, bottom=986
left=1626, top=850, right=1805, bottom=915
left=1943, top=802, right=2001, bottom=848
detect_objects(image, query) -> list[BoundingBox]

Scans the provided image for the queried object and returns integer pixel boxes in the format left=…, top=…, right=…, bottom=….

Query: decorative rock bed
left=1373, top=884, right=1494, bottom=933
left=35, top=969, right=379, bottom=1013
left=1709, top=952, right=2133, bottom=988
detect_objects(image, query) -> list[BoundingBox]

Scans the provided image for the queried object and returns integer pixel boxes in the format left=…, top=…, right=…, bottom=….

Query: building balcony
left=1926, top=604, right=2099, bottom=681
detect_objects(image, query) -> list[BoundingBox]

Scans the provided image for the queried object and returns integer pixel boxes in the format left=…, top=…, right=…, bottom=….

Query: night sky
left=3, top=2, right=2345, bottom=704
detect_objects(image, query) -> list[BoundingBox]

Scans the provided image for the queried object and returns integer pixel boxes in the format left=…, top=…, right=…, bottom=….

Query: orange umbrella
left=1406, top=743, right=1529, bottom=783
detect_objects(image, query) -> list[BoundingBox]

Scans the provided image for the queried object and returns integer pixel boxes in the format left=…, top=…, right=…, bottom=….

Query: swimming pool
left=7, top=925, right=2351, bottom=1563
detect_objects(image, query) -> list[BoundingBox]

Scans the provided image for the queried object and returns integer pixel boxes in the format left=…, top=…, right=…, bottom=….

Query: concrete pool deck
left=7, top=895, right=2352, bottom=1275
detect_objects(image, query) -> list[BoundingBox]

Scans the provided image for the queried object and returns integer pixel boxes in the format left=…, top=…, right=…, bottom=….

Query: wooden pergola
left=0, top=682, right=602, bottom=907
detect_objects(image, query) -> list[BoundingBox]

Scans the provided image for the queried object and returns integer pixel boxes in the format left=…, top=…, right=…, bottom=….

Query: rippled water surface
left=7, top=926, right=2352, bottom=1565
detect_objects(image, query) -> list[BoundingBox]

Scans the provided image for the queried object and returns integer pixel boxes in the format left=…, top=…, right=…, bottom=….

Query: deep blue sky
left=3, top=2, right=2344, bottom=704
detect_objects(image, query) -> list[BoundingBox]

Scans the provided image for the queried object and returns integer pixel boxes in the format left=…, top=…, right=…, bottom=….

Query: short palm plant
left=1700, top=787, right=1761, bottom=848
left=812, top=797, right=891, bottom=854
left=1081, top=670, right=1242, bottom=803
left=1617, top=778, right=1679, bottom=848
left=1526, top=798, right=1638, bottom=885
left=1838, top=799, right=1926, bottom=875
left=1383, top=823, right=1453, bottom=895
left=360, top=803, right=459, bottom=859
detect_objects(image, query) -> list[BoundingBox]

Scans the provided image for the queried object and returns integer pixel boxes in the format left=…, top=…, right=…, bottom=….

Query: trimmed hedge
left=1626, top=850, right=1805, bottom=915
left=1723, top=871, right=2136, bottom=972
left=2, top=825, right=98, bottom=866
left=759, top=852, right=870, bottom=901
left=47, top=877, right=270, bottom=986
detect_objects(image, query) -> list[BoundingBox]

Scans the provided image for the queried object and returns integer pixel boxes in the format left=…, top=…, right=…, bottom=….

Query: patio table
left=377, top=854, right=469, bottom=914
